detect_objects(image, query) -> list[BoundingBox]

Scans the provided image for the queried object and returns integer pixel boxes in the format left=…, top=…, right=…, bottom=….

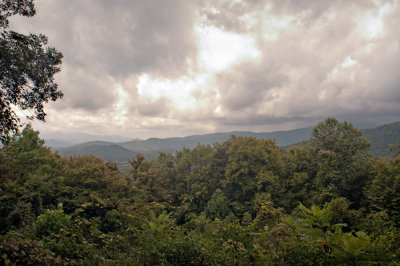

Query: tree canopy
left=1, top=119, right=400, bottom=264
left=0, top=0, right=63, bottom=142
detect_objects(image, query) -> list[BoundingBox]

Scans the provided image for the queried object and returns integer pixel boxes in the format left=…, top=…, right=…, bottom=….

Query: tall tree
left=0, top=0, right=63, bottom=142
left=281, top=144, right=316, bottom=210
left=222, top=136, right=284, bottom=217
left=175, top=145, right=218, bottom=215
left=310, top=118, right=371, bottom=205
left=310, top=118, right=370, bottom=162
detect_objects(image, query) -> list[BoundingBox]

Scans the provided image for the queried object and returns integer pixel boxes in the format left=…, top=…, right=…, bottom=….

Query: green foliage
left=309, top=118, right=372, bottom=206
left=363, top=121, right=400, bottom=158
left=390, top=142, right=400, bottom=157
left=0, top=237, right=60, bottom=265
left=256, top=199, right=396, bottom=264
left=0, top=1, right=63, bottom=141
left=280, top=144, right=316, bottom=210
left=143, top=211, right=172, bottom=236
left=0, top=126, right=59, bottom=232
left=0, top=149, right=15, bottom=183
left=311, top=117, right=371, bottom=156
left=131, top=216, right=255, bottom=265
left=35, top=206, right=71, bottom=238
left=205, top=189, right=231, bottom=220
left=175, top=145, right=217, bottom=215
left=252, top=201, right=282, bottom=230
left=222, top=136, right=284, bottom=216
left=0, top=1, right=36, bottom=28
left=3, top=125, right=58, bottom=178
left=365, top=156, right=400, bottom=224
left=1, top=119, right=400, bottom=264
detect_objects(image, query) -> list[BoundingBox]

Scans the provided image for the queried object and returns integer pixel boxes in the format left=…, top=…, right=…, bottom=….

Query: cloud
left=51, top=66, right=117, bottom=112
left=135, top=98, right=170, bottom=117
left=8, top=0, right=400, bottom=138
left=10, top=0, right=198, bottom=111
left=202, top=0, right=400, bottom=129
left=41, top=0, right=197, bottom=78
left=216, top=60, right=287, bottom=111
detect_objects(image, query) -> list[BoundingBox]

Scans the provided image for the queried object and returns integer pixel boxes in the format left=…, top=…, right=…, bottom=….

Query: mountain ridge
left=53, top=121, right=400, bottom=162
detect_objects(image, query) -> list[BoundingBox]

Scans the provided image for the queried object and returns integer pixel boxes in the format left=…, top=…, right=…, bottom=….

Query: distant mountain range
left=40, top=132, right=136, bottom=148
left=50, top=121, right=400, bottom=162
left=53, top=127, right=313, bottom=162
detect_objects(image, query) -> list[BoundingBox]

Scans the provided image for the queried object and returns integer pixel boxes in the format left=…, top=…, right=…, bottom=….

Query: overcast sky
left=10, top=0, right=400, bottom=139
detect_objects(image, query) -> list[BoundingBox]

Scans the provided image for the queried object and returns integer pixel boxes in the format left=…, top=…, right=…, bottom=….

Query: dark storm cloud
left=35, top=0, right=198, bottom=78
left=10, top=0, right=198, bottom=113
left=87, top=0, right=197, bottom=78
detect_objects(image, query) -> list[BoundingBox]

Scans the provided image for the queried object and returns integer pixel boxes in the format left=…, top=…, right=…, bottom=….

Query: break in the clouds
left=9, top=0, right=400, bottom=138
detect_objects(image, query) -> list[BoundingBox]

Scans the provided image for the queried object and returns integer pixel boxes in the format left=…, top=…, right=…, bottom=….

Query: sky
left=9, top=0, right=400, bottom=139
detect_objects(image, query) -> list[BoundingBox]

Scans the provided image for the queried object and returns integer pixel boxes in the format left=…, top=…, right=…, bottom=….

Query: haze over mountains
left=40, top=132, right=137, bottom=148
left=48, top=121, right=400, bottom=162
left=50, top=127, right=313, bottom=162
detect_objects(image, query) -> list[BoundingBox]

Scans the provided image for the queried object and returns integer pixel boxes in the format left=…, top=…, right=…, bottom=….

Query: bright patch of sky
left=196, top=25, right=260, bottom=72
left=356, top=1, right=393, bottom=39
left=136, top=24, right=261, bottom=113
left=113, top=87, right=129, bottom=125
left=341, top=57, right=357, bottom=68
left=137, top=73, right=210, bottom=111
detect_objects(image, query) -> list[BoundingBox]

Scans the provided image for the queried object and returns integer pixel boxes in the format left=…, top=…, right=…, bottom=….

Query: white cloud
left=341, top=57, right=357, bottom=68
left=196, top=25, right=260, bottom=72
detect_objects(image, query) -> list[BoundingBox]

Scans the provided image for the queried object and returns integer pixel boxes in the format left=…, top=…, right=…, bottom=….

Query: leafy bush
left=35, top=207, right=71, bottom=238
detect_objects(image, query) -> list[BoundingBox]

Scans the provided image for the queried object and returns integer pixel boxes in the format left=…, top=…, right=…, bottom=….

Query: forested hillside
left=57, top=141, right=136, bottom=162
left=362, top=121, right=400, bottom=158
left=1, top=118, right=400, bottom=265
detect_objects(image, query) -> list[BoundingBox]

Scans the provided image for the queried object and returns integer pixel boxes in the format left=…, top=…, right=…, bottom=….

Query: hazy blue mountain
left=119, top=127, right=313, bottom=152
left=57, top=141, right=137, bottom=162
left=55, top=127, right=313, bottom=161
left=41, top=132, right=135, bottom=148
left=54, top=121, right=400, bottom=162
